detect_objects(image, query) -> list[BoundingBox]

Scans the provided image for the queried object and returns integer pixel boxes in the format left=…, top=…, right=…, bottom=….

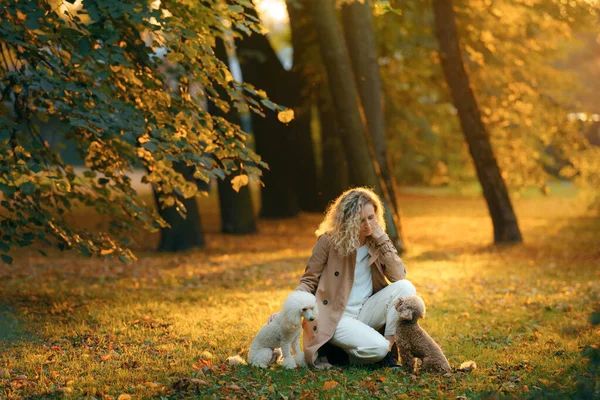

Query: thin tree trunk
left=154, top=164, right=205, bottom=252
left=236, top=6, right=300, bottom=218
left=318, top=89, right=349, bottom=204
left=341, top=0, right=405, bottom=246
left=216, top=179, right=257, bottom=234
left=308, top=0, right=404, bottom=252
left=433, top=0, right=522, bottom=243
left=211, top=39, right=257, bottom=234
left=290, top=108, right=321, bottom=211
left=287, top=0, right=323, bottom=212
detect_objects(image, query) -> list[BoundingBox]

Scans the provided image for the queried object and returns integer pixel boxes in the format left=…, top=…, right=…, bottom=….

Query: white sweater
left=344, top=244, right=373, bottom=317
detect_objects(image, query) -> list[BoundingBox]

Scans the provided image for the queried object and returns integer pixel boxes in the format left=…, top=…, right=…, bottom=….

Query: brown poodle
left=394, top=295, right=451, bottom=374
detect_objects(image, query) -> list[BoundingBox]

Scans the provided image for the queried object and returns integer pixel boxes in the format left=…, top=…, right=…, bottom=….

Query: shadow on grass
left=0, top=304, right=38, bottom=345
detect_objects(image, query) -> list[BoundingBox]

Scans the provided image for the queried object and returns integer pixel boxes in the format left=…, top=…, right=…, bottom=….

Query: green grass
left=0, top=188, right=599, bottom=399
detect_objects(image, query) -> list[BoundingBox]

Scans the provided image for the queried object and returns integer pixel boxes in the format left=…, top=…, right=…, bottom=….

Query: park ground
left=0, top=185, right=599, bottom=399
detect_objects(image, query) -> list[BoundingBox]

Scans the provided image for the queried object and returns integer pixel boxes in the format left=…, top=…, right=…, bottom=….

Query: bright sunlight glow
left=255, top=0, right=289, bottom=25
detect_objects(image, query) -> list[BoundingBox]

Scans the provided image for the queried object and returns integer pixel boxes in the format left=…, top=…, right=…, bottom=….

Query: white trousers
left=329, top=280, right=417, bottom=364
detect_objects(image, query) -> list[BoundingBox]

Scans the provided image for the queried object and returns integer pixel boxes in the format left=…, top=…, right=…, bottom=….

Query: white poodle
left=248, top=291, right=318, bottom=369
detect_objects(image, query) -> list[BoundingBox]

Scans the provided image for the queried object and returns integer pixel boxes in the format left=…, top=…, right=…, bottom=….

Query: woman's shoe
left=381, top=351, right=402, bottom=369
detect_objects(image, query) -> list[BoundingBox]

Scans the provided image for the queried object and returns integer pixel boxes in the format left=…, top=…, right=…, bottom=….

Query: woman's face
left=359, top=202, right=376, bottom=238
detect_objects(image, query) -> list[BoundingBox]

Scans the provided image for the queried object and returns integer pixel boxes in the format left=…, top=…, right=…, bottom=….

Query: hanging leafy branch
left=0, top=0, right=285, bottom=264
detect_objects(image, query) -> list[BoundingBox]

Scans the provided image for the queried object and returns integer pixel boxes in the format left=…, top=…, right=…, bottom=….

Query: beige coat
left=295, top=233, right=407, bottom=366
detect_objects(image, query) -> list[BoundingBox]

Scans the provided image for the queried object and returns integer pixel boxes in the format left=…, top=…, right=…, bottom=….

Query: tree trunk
left=287, top=0, right=324, bottom=212
left=236, top=7, right=300, bottom=218
left=216, top=178, right=257, bottom=234
left=340, top=0, right=405, bottom=245
left=211, top=39, right=257, bottom=234
left=318, top=89, right=350, bottom=204
left=308, top=0, right=404, bottom=252
left=290, top=107, right=321, bottom=212
left=154, top=164, right=205, bottom=252
left=432, top=0, right=522, bottom=243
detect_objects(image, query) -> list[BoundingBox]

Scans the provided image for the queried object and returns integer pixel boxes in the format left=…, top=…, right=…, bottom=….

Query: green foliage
left=0, top=0, right=278, bottom=262
left=375, top=0, right=600, bottom=189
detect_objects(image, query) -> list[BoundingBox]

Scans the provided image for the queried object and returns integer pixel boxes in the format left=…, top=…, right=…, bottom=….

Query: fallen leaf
left=226, top=355, right=247, bottom=366
left=171, top=378, right=210, bottom=392
left=323, top=380, right=338, bottom=390
left=458, top=360, right=477, bottom=373
left=226, top=384, right=241, bottom=390
left=376, top=376, right=387, bottom=383
left=117, top=395, right=131, bottom=400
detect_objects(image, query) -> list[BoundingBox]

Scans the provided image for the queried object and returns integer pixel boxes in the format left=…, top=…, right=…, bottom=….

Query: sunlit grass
left=1, top=187, right=598, bottom=399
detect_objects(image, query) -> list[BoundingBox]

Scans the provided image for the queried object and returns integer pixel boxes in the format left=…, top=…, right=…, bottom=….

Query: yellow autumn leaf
left=137, top=134, right=150, bottom=144
left=224, top=69, right=233, bottom=83
left=231, top=174, right=249, bottom=192
left=117, top=395, right=131, bottom=400
left=277, top=109, right=295, bottom=124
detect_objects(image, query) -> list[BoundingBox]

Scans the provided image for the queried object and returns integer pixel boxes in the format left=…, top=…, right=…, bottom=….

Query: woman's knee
left=389, top=279, right=417, bottom=298
left=346, top=334, right=390, bottom=363
left=354, top=337, right=389, bottom=362
left=373, top=339, right=390, bottom=361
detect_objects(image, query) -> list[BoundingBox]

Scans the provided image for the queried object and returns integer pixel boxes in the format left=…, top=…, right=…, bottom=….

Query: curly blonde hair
left=315, top=187, right=386, bottom=256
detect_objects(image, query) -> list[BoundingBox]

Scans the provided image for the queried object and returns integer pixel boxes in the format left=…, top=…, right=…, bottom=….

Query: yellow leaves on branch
left=277, top=109, right=294, bottom=124
left=137, top=147, right=153, bottom=161
left=137, top=134, right=150, bottom=144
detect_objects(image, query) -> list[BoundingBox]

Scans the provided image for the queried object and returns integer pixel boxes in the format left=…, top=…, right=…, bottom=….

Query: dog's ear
left=393, top=298, right=403, bottom=311
left=398, top=308, right=413, bottom=321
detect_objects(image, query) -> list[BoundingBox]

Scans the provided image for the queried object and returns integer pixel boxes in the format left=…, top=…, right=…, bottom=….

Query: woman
left=296, top=187, right=416, bottom=368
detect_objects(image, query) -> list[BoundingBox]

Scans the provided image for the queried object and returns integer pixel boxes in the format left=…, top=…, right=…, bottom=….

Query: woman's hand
left=369, top=219, right=385, bottom=239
